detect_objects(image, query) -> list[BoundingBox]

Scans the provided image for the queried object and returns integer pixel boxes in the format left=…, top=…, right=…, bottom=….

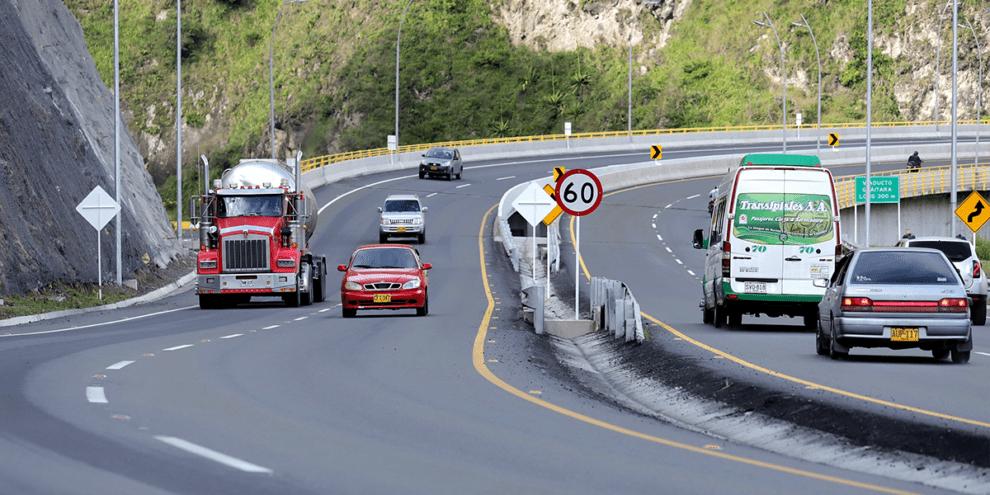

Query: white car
left=378, top=194, right=426, bottom=244
left=895, top=235, right=988, bottom=325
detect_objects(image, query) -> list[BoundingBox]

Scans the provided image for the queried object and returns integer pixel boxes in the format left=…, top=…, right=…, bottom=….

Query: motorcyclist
left=907, top=151, right=922, bottom=172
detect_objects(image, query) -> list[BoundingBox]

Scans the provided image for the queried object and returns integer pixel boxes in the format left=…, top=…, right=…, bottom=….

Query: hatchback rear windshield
left=907, top=241, right=971, bottom=262
left=850, top=251, right=958, bottom=285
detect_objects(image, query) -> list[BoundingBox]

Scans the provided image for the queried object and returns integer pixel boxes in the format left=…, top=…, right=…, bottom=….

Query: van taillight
left=835, top=222, right=843, bottom=255
left=974, top=261, right=981, bottom=278
left=721, top=241, right=731, bottom=277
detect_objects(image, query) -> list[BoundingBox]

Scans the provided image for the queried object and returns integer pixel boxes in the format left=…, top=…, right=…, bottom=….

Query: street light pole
left=960, top=16, right=982, bottom=171
left=628, top=1, right=659, bottom=141
left=793, top=14, right=821, bottom=154
left=934, top=0, right=954, bottom=131
left=176, top=0, right=182, bottom=245
left=396, top=0, right=414, bottom=159
left=269, top=0, right=307, bottom=160
left=753, top=12, right=786, bottom=153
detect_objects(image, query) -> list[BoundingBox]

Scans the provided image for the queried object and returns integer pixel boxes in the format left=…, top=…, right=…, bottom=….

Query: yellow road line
left=567, top=180, right=990, bottom=429
left=474, top=203, right=918, bottom=494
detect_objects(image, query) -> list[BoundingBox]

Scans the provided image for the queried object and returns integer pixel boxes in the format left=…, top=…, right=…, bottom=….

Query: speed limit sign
left=554, top=169, right=603, bottom=216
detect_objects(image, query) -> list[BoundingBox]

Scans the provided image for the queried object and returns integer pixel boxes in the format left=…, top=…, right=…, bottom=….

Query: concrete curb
left=0, top=271, right=197, bottom=328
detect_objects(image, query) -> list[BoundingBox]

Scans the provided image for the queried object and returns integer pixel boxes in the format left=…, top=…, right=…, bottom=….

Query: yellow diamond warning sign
left=955, top=191, right=990, bottom=232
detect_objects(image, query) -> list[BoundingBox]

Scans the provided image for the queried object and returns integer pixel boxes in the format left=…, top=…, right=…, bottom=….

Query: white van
left=692, top=154, right=841, bottom=328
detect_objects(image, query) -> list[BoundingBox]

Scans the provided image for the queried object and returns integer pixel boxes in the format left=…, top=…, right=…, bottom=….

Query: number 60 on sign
left=554, top=169, right=603, bottom=216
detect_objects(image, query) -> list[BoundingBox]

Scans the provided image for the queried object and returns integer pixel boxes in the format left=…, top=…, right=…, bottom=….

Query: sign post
left=76, top=186, right=121, bottom=300
left=512, top=182, right=557, bottom=284
left=555, top=169, right=603, bottom=320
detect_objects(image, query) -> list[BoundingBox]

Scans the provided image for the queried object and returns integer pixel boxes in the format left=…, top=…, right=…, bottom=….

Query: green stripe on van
left=739, top=154, right=821, bottom=167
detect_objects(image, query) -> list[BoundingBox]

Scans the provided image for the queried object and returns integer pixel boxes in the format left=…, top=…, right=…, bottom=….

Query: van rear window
left=733, top=193, right=834, bottom=245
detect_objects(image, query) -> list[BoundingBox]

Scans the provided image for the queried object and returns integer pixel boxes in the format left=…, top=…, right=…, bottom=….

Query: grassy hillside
left=64, top=0, right=924, bottom=219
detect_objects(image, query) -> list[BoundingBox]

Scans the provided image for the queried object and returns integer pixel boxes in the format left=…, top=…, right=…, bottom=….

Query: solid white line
left=86, top=387, right=108, bottom=404
left=0, top=305, right=198, bottom=338
left=496, top=176, right=516, bottom=180
left=294, top=317, right=307, bottom=321
left=665, top=247, right=672, bottom=253
left=687, top=270, right=696, bottom=276
left=106, top=360, right=135, bottom=370
left=154, top=436, right=273, bottom=474
left=163, top=344, right=194, bottom=351
left=220, top=334, right=243, bottom=339
left=426, top=192, right=438, bottom=198
left=262, top=325, right=280, bottom=330
left=455, top=184, right=471, bottom=188
left=687, top=194, right=700, bottom=199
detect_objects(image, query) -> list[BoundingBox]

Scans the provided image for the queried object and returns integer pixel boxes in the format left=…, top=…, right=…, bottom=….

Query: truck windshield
left=218, top=195, right=282, bottom=218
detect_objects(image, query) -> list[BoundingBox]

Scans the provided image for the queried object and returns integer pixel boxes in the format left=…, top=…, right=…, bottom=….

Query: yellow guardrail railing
left=300, top=119, right=981, bottom=174
left=834, top=164, right=990, bottom=209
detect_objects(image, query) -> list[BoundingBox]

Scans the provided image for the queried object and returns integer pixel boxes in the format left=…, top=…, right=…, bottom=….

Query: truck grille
left=223, top=236, right=270, bottom=272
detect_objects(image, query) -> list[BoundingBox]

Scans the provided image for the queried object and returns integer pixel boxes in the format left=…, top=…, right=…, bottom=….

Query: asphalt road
left=0, top=142, right=982, bottom=494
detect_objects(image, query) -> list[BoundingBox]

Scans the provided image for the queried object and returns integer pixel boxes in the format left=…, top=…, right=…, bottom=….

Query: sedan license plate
left=431, top=166, right=438, bottom=170
left=743, top=282, right=767, bottom=293
left=373, top=293, right=391, bottom=303
left=890, top=327, right=919, bottom=342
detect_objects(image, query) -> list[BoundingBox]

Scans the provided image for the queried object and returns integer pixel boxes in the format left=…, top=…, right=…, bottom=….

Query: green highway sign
left=855, top=176, right=900, bottom=204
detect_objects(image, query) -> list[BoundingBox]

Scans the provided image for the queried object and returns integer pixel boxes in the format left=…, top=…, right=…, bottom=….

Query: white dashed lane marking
left=163, top=345, right=194, bottom=351
left=496, top=176, right=516, bottom=181
left=455, top=183, right=471, bottom=188
left=86, top=387, right=108, bottom=404
left=220, top=334, right=243, bottom=339
left=154, top=436, right=273, bottom=474
left=106, top=361, right=134, bottom=370
left=263, top=325, right=280, bottom=330
left=294, top=317, right=307, bottom=321
left=426, top=192, right=438, bottom=198
left=687, top=194, right=700, bottom=199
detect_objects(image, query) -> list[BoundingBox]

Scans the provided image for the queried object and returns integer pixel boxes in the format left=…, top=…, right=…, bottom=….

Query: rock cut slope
left=0, top=0, right=181, bottom=295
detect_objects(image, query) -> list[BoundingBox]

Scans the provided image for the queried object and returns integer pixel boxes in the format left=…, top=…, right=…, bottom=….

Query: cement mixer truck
left=190, top=152, right=327, bottom=309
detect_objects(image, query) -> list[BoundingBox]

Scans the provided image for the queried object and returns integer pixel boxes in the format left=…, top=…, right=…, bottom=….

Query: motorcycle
left=907, top=156, right=922, bottom=172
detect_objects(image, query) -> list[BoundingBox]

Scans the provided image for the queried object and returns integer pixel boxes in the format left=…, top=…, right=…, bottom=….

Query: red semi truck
left=191, top=152, right=327, bottom=309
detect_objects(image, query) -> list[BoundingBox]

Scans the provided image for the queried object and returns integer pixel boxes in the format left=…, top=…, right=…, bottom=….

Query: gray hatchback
left=816, top=248, right=973, bottom=363
left=418, top=147, right=463, bottom=180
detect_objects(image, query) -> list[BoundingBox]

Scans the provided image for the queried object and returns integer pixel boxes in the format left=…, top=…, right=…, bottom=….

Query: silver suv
left=379, top=194, right=427, bottom=244
left=896, top=235, right=988, bottom=325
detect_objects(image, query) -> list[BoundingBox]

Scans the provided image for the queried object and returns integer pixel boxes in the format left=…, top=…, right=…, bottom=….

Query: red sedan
left=338, top=244, right=431, bottom=317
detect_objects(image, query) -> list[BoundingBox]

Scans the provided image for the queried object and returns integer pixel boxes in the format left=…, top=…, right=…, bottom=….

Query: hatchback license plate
left=743, top=282, right=767, bottom=293
left=374, top=294, right=391, bottom=303
left=891, top=327, right=919, bottom=341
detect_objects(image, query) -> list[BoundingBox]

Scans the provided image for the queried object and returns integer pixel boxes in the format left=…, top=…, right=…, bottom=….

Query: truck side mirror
left=692, top=229, right=705, bottom=249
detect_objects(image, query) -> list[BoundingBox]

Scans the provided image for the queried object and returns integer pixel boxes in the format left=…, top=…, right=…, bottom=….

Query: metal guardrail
left=299, top=119, right=969, bottom=173
left=834, top=165, right=990, bottom=209
left=591, top=277, right=643, bottom=344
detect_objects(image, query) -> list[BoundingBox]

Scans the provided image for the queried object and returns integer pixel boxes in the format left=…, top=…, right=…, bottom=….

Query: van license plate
left=743, top=282, right=767, bottom=293
left=374, top=294, right=391, bottom=303
left=890, top=327, right=919, bottom=341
